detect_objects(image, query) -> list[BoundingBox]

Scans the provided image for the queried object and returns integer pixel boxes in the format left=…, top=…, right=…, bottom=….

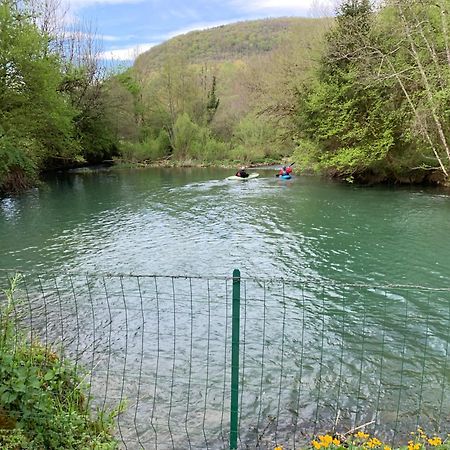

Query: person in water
left=236, top=167, right=249, bottom=178
left=278, top=166, right=287, bottom=176
left=278, top=165, right=293, bottom=176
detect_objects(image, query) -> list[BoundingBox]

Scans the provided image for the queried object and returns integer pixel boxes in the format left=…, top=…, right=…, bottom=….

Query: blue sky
left=68, top=0, right=335, bottom=61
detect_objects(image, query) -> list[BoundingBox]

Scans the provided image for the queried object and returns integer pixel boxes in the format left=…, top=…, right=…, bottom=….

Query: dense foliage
left=120, top=1, right=450, bottom=183
left=0, top=0, right=117, bottom=194
left=0, top=277, right=119, bottom=449
left=295, top=0, right=450, bottom=183
left=4, top=0, right=450, bottom=189
left=109, top=18, right=328, bottom=167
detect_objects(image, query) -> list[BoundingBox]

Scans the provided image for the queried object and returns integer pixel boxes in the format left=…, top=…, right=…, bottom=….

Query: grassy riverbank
left=0, top=277, right=120, bottom=449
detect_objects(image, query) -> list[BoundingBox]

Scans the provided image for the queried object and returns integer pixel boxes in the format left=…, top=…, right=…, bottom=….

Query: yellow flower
left=332, top=438, right=340, bottom=446
left=366, top=438, right=382, bottom=448
left=312, top=440, right=321, bottom=450
left=384, top=446, right=391, bottom=450
left=408, top=440, right=421, bottom=450
left=318, top=435, right=334, bottom=448
left=428, top=437, right=442, bottom=446
left=274, top=447, right=283, bottom=450
left=356, top=431, right=370, bottom=440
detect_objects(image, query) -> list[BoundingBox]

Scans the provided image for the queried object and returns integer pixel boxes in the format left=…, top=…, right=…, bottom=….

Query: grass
left=0, top=276, right=121, bottom=449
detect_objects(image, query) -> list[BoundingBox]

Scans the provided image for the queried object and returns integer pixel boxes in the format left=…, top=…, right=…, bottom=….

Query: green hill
left=111, top=17, right=332, bottom=166
left=134, top=17, right=331, bottom=72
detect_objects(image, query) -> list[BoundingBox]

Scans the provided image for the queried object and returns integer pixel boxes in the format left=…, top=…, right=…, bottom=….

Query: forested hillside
left=114, top=0, right=450, bottom=185
left=4, top=0, right=450, bottom=194
left=134, top=18, right=329, bottom=70
left=110, top=17, right=331, bottom=168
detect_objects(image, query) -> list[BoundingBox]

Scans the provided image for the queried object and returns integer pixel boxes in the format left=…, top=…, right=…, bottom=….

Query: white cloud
left=68, top=0, right=145, bottom=8
left=99, top=42, right=157, bottom=60
left=230, top=0, right=336, bottom=15
left=102, top=34, right=124, bottom=42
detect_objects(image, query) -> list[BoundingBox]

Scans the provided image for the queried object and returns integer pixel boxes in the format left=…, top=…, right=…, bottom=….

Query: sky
left=67, top=0, right=336, bottom=62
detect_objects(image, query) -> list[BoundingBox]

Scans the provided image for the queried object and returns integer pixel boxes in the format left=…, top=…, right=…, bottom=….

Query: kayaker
left=278, top=166, right=288, bottom=176
left=236, top=167, right=249, bottom=178
left=278, top=165, right=293, bottom=176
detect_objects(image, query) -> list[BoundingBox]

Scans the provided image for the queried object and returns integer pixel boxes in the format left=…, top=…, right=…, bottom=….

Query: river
left=1, top=167, right=449, bottom=285
left=1, top=167, right=450, bottom=448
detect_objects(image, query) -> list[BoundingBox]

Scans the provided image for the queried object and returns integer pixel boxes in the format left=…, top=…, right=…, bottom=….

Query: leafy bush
left=0, top=131, right=39, bottom=194
left=229, top=144, right=265, bottom=163
left=185, top=128, right=229, bottom=162
left=201, top=138, right=229, bottom=162
left=232, top=114, right=283, bottom=161
left=292, top=139, right=326, bottom=172
left=0, top=276, right=120, bottom=449
left=119, top=130, right=170, bottom=163
left=173, top=113, right=201, bottom=158
left=172, top=113, right=229, bottom=162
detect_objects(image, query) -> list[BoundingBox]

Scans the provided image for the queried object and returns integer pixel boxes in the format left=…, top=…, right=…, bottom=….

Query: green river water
left=1, top=167, right=450, bottom=448
left=1, top=167, right=449, bottom=284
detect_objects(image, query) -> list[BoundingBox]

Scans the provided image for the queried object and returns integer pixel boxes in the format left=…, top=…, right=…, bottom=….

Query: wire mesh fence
left=0, top=270, right=449, bottom=449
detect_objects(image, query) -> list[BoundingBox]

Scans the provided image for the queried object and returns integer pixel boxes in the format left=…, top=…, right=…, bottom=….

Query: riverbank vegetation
left=0, top=0, right=118, bottom=195
left=4, top=0, right=450, bottom=194
left=108, top=17, right=328, bottom=169
left=294, top=0, right=450, bottom=184
left=0, top=276, right=119, bottom=449
left=114, top=0, right=450, bottom=185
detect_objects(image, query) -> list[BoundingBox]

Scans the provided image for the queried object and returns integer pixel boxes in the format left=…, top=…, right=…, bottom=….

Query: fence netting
left=0, top=271, right=449, bottom=449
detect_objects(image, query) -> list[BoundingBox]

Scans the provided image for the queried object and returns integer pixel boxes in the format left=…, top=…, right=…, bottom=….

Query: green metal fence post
left=230, top=269, right=241, bottom=450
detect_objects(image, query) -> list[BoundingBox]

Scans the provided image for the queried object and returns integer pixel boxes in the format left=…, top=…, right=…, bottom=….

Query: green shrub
left=188, top=128, right=229, bottom=162
left=0, top=133, right=39, bottom=194
left=0, top=276, right=120, bottom=449
left=292, top=139, right=323, bottom=172
left=173, top=113, right=201, bottom=158
left=201, top=138, right=229, bottom=162
left=229, top=144, right=265, bottom=163
left=118, top=129, right=170, bottom=163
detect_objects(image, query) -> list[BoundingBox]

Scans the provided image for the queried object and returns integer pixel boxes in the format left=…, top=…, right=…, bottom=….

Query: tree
left=295, top=1, right=394, bottom=178
left=205, top=75, right=220, bottom=124
left=29, top=0, right=118, bottom=163
left=296, top=0, right=450, bottom=182
left=0, top=0, right=77, bottom=192
left=374, top=0, right=450, bottom=179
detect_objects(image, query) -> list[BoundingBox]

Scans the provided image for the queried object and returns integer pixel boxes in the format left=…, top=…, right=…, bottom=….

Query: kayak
left=226, top=173, right=259, bottom=181
left=278, top=174, right=292, bottom=180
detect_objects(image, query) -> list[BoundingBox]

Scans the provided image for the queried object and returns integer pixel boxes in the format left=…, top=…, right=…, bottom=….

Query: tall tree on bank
left=31, top=0, right=118, bottom=164
left=0, top=0, right=118, bottom=194
left=295, top=0, right=407, bottom=181
left=296, top=0, right=450, bottom=183
left=0, top=0, right=77, bottom=193
left=376, top=0, right=450, bottom=179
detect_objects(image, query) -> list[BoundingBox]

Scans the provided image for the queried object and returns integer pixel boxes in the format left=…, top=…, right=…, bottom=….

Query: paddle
left=276, top=162, right=295, bottom=177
